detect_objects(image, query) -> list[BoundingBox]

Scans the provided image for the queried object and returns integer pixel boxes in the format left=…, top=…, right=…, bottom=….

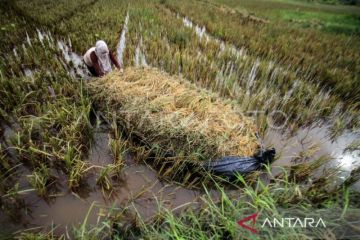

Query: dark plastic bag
left=203, top=148, right=276, bottom=177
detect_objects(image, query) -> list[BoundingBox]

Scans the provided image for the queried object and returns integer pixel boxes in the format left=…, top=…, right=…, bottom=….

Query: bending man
left=83, top=40, right=122, bottom=77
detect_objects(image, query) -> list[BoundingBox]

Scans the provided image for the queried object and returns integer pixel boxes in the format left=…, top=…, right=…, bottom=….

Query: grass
left=284, top=0, right=360, bottom=5
left=213, top=0, right=360, bottom=15
left=11, top=0, right=97, bottom=26
left=259, top=0, right=360, bottom=34
left=276, top=6, right=360, bottom=34
left=96, top=165, right=113, bottom=193
left=27, top=165, right=52, bottom=197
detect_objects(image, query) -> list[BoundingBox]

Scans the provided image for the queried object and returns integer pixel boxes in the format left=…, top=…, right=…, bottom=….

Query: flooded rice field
left=2, top=17, right=359, bottom=233
left=0, top=126, right=204, bottom=236
left=1, top=2, right=359, bottom=238
left=265, top=122, right=360, bottom=189
left=180, top=15, right=246, bottom=59
left=15, top=29, right=89, bottom=80
left=1, top=119, right=358, bottom=236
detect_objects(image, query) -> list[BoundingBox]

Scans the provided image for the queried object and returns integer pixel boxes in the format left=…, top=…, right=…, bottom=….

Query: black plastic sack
left=203, top=148, right=276, bottom=177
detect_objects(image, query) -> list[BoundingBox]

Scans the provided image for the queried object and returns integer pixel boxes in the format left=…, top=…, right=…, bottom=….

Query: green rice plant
left=109, top=137, right=127, bottom=164
left=108, top=117, right=128, bottom=166
left=96, top=165, right=114, bottom=192
left=108, top=137, right=127, bottom=173
left=0, top=28, right=94, bottom=194
left=68, top=159, right=92, bottom=190
left=289, top=155, right=332, bottom=183
left=129, top=144, right=152, bottom=163
left=345, top=139, right=360, bottom=152
left=54, top=0, right=129, bottom=54
left=163, top=0, right=360, bottom=110
left=63, top=141, right=78, bottom=170
left=11, top=0, right=97, bottom=27
left=27, top=164, right=52, bottom=197
left=110, top=0, right=359, bottom=132
left=341, top=167, right=360, bottom=189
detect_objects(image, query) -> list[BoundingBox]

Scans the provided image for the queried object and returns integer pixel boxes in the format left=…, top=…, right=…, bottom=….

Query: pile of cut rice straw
left=88, top=67, right=259, bottom=163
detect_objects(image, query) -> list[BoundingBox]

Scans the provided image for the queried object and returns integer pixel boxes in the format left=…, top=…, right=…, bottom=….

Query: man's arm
left=90, top=51, right=104, bottom=76
left=110, top=52, right=122, bottom=69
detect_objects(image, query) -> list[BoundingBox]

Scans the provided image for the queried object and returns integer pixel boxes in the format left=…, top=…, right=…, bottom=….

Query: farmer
left=83, top=40, right=122, bottom=77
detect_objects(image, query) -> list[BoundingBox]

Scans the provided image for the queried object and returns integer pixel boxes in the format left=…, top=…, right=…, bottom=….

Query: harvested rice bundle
left=89, top=67, right=259, bottom=164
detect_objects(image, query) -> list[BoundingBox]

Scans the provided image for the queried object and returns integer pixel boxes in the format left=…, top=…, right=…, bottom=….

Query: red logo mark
left=237, top=213, right=259, bottom=234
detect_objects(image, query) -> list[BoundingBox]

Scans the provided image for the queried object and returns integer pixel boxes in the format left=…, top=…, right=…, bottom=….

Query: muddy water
left=117, top=12, right=129, bottom=67
left=19, top=29, right=89, bottom=79
left=1, top=110, right=359, bottom=237
left=134, top=37, right=148, bottom=67
left=180, top=14, right=246, bottom=59
left=6, top=122, right=358, bottom=235
left=265, top=122, right=360, bottom=186
left=57, top=39, right=88, bottom=78
left=0, top=127, right=201, bottom=236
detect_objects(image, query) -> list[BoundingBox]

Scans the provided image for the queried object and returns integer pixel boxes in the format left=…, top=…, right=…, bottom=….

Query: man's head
left=94, top=40, right=113, bottom=74
left=95, top=40, right=109, bottom=57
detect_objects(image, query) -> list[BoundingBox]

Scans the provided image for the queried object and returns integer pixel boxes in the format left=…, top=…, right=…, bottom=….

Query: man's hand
left=114, top=67, right=124, bottom=74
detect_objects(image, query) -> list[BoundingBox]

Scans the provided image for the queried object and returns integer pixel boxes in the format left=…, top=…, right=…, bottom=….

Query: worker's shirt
left=83, top=47, right=96, bottom=67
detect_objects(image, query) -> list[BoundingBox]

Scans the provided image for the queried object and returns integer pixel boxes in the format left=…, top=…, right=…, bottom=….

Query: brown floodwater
left=0, top=126, right=202, bottom=237
left=1, top=118, right=359, bottom=238
left=1, top=121, right=358, bottom=237
left=264, top=122, right=360, bottom=188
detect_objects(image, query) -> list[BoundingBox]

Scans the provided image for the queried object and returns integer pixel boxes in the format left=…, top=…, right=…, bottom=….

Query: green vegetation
left=163, top=0, right=360, bottom=108
left=217, top=0, right=360, bottom=34
left=0, top=0, right=359, bottom=238
left=291, top=0, right=360, bottom=5
left=280, top=10, right=360, bottom=34
left=12, top=0, right=97, bottom=26
left=0, top=46, right=93, bottom=196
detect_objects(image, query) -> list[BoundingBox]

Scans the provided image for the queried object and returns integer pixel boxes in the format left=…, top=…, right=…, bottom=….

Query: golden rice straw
left=88, top=67, right=259, bottom=163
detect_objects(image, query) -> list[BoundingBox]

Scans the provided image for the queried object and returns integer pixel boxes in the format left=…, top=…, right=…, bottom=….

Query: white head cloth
left=95, top=40, right=112, bottom=74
